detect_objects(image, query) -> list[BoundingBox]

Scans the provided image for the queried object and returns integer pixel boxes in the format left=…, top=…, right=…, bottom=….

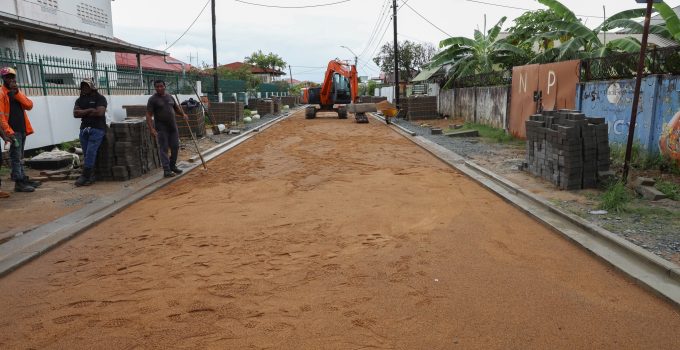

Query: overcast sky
left=111, top=0, right=680, bottom=82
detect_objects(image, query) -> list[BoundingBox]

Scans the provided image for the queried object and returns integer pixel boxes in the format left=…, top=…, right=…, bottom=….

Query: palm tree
left=430, top=16, right=526, bottom=87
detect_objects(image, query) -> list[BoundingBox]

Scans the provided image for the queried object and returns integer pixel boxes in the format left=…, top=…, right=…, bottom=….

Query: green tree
left=244, top=50, right=287, bottom=71
left=372, top=40, right=437, bottom=82
left=506, top=9, right=563, bottom=55
left=430, top=16, right=526, bottom=86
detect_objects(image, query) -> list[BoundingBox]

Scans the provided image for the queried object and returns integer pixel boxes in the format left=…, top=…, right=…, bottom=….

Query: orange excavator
left=305, top=59, right=372, bottom=123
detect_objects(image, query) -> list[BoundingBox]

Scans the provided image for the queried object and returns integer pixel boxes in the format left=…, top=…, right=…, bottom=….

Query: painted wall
left=0, top=93, right=195, bottom=152
left=577, top=74, right=680, bottom=157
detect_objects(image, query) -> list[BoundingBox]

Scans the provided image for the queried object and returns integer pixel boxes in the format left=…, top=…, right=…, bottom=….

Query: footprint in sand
left=52, top=314, right=81, bottom=324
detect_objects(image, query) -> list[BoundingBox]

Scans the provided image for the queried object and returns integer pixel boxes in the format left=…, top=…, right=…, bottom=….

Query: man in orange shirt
left=0, top=67, right=41, bottom=194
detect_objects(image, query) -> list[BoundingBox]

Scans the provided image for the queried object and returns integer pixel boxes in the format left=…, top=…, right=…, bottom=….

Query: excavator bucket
left=347, top=103, right=376, bottom=124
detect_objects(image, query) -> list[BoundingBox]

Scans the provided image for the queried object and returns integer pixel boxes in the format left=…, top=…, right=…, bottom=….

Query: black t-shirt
left=8, top=93, right=25, bottom=133
left=147, top=93, right=178, bottom=128
left=75, top=93, right=108, bottom=130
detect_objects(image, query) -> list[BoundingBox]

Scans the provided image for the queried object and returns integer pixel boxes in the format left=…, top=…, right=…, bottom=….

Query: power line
left=358, top=0, right=392, bottom=59
left=464, top=0, right=604, bottom=19
left=164, top=0, right=211, bottom=51
left=359, top=0, right=389, bottom=56
left=363, top=17, right=393, bottom=71
left=401, top=1, right=452, bottom=37
left=234, top=0, right=351, bottom=9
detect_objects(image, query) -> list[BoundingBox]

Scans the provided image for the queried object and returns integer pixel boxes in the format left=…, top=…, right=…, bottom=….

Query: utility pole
left=289, top=66, right=293, bottom=85
left=211, top=0, right=218, bottom=97
left=392, top=0, right=399, bottom=110
left=623, top=0, right=657, bottom=183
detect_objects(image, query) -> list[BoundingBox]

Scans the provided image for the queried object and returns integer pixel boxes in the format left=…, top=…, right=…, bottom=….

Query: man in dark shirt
left=146, top=80, right=187, bottom=178
left=73, top=79, right=107, bottom=186
left=0, top=66, right=40, bottom=193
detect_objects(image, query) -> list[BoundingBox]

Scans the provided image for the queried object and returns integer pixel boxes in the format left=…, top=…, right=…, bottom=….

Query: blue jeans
left=79, top=127, right=105, bottom=169
left=10, top=131, right=26, bottom=182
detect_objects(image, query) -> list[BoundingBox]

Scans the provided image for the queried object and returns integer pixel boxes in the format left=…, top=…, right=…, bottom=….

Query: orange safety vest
left=0, top=85, right=34, bottom=137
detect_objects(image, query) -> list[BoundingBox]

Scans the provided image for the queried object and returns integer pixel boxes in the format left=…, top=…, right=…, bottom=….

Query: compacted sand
left=1, top=111, right=679, bottom=349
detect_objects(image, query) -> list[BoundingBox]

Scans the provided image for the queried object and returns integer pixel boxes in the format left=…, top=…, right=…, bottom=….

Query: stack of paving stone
left=524, top=110, right=610, bottom=190
left=280, top=96, right=297, bottom=107
left=251, top=99, right=275, bottom=116
left=177, top=106, right=205, bottom=138
left=403, top=96, right=437, bottom=120
left=94, top=119, right=160, bottom=181
left=209, top=102, right=243, bottom=125
left=272, top=98, right=281, bottom=115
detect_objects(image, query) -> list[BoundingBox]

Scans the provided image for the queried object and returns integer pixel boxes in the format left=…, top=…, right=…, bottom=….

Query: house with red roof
left=116, top=52, right=191, bottom=72
left=220, top=62, right=285, bottom=83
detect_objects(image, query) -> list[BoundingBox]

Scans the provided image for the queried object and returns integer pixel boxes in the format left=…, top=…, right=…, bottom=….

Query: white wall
left=0, top=93, right=197, bottom=152
left=375, top=86, right=394, bottom=103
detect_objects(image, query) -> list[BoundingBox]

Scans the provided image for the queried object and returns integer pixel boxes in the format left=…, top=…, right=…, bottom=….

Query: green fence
left=0, top=50, right=287, bottom=98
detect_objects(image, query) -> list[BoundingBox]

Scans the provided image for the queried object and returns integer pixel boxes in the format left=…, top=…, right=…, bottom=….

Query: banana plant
left=602, top=2, right=680, bottom=43
left=430, top=16, right=526, bottom=87
left=529, top=0, right=646, bottom=62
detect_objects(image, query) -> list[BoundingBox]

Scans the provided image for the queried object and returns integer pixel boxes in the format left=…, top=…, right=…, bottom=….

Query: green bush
left=599, top=181, right=632, bottom=212
left=655, top=181, right=680, bottom=201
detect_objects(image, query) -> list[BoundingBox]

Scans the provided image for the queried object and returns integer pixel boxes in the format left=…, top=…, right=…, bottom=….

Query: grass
left=656, top=180, right=680, bottom=201
left=454, top=122, right=523, bottom=144
left=0, top=166, right=9, bottom=177
left=610, top=143, right=680, bottom=175
left=598, top=181, right=633, bottom=212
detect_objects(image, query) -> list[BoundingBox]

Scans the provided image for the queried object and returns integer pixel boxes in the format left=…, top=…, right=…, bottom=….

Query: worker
left=0, top=104, right=14, bottom=198
left=0, top=67, right=40, bottom=193
left=146, top=80, right=187, bottom=178
left=73, top=79, right=108, bottom=187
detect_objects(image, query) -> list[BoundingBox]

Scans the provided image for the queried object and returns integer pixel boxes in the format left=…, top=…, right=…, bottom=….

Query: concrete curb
left=374, top=114, right=680, bottom=307
left=0, top=108, right=300, bottom=277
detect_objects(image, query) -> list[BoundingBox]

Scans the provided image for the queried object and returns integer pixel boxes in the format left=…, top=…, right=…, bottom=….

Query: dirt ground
left=0, top=119, right=258, bottom=243
left=400, top=118, right=680, bottom=265
left=1, top=110, right=679, bottom=349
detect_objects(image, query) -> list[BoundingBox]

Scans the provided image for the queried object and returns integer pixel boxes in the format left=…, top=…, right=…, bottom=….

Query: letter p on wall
left=547, top=70, right=556, bottom=96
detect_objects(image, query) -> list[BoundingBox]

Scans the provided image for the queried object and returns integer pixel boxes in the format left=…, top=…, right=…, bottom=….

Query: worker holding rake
left=146, top=80, right=187, bottom=178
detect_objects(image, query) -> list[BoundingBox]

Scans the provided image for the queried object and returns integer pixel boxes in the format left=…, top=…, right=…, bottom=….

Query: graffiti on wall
left=660, top=111, right=680, bottom=161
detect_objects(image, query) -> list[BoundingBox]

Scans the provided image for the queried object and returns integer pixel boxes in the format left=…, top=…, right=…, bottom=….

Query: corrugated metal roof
left=116, top=53, right=191, bottom=72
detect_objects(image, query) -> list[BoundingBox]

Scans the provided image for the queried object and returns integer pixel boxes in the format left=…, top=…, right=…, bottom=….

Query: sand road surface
left=1, top=111, right=679, bottom=349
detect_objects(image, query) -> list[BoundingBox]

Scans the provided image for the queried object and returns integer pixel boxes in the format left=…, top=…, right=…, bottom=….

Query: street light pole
left=211, top=0, right=218, bottom=98
left=340, top=45, right=358, bottom=67
left=623, top=0, right=657, bottom=183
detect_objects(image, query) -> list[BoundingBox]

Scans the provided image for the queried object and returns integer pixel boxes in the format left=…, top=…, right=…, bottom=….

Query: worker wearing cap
left=0, top=67, right=41, bottom=194
left=73, top=79, right=108, bottom=186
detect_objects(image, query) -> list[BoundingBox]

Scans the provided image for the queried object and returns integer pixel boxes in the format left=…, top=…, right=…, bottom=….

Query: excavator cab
left=305, top=60, right=358, bottom=120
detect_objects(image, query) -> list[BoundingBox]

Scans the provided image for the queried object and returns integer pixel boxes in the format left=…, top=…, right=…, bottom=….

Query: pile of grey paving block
left=401, top=96, right=438, bottom=120
left=210, top=102, right=243, bottom=125
left=280, top=96, right=297, bottom=107
left=250, top=99, right=275, bottom=116
left=523, top=109, right=610, bottom=190
left=94, top=119, right=160, bottom=181
left=177, top=106, right=205, bottom=138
